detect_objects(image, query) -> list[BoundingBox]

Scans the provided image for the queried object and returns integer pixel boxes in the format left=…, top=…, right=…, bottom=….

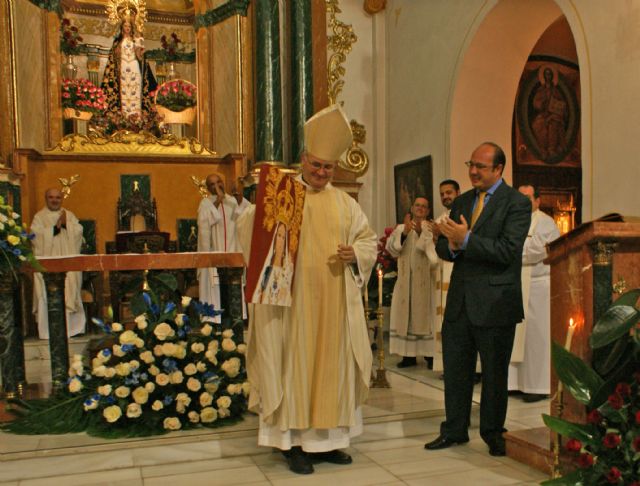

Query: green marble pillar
left=0, top=272, right=21, bottom=397
left=44, top=272, right=69, bottom=387
left=255, top=0, right=283, bottom=164
left=217, top=267, right=245, bottom=339
left=290, top=0, right=314, bottom=164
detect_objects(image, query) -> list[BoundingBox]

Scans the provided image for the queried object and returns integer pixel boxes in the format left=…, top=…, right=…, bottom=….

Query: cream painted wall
left=343, top=0, right=640, bottom=228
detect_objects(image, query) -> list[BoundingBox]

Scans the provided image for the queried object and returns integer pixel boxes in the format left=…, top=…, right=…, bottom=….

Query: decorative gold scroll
left=191, top=175, right=209, bottom=198
left=58, top=174, right=80, bottom=199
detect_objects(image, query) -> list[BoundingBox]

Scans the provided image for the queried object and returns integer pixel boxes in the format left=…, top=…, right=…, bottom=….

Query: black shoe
left=424, top=435, right=469, bottom=450
left=310, top=449, right=352, bottom=465
left=282, top=447, right=314, bottom=474
left=487, top=438, right=506, bottom=457
left=397, top=357, right=418, bottom=368
left=521, top=393, right=549, bottom=403
left=424, top=357, right=434, bottom=370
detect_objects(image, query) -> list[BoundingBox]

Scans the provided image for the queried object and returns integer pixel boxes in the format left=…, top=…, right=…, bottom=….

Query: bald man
left=197, top=173, right=250, bottom=319
left=31, top=188, right=85, bottom=339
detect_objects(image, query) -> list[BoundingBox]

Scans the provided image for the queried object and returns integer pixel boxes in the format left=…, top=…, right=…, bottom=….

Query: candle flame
left=377, top=269, right=383, bottom=277
left=569, top=318, right=576, bottom=329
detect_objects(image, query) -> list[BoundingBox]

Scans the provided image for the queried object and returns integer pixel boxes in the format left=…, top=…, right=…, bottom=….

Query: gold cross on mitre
left=106, top=0, right=147, bottom=34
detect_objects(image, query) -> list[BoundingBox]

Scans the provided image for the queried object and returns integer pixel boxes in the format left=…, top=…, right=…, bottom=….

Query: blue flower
left=164, top=302, right=176, bottom=313
left=106, top=396, right=116, bottom=404
left=27, top=233, right=36, bottom=240
left=142, top=292, right=152, bottom=307
left=83, top=398, right=94, bottom=406
left=91, top=393, right=101, bottom=401
left=162, top=358, right=177, bottom=372
left=183, top=325, right=192, bottom=333
left=177, top=329, right=185, bottom=338
left=163, top=395, right=174, bottom=405
left=150, top=303, right=160, bottom=315
left=12, top=248, right=21, bottom=256
left=121, top=344, right=134, bottom=353
left=0, top=241, right=8, bottom=250
left=101, top=348, right=112, bottom=357
left=140, top=372, right=148, bottom=381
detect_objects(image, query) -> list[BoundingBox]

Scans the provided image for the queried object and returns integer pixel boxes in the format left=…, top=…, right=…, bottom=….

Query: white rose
left=135, top=314, right=148, bottom=329
left=148, top=365, right=160, bottom=376
left=221, top=357, right=241, bottom=378
left=156, top=373, right=170, bottom=386
left=115, top=362, right=131, bottom=376
left=115, top=386, right=130, bottom=398
left=151, top=400, right=164, bottom=411
left=181, top=296, right=192, bottom=307
left=201, top=324, right=213, bottom=336
left=221, top=338, right=236, bottom=352
left=237, top=343, right=247, bottom=355
left=111, top=322, right=123, bottom=332
left=227, top=384, right=242, bottom=395
left=199, top=392, right=213, bottom=407
left=112, top=344, right=125, bottom=357
left=104, top=367, right=116, bottom=379
left=218, top=407, right=230, bottom=419
left=205, top=350, right=218, bottom=365
left=200, top=407, right=218, bottom=423
left=132, top=387, right=149, bottom=404
left=174, top=313, right=186, bottom=327
left=208, top=340, right=219, bottom=353
left=196, top=361, right=207, bottom=372
left=191, top=342, right=205, bottom=354
left=170, top=371, right=184, bottom=385
left=140, top=351, right=155, bottom=364
left=176, top=402, right=186, bottom=414
left=126, top=403, right=142, bottom=418
left=129, top=360, right=140, bottom=370
left=222, top=329, right=234, bottom=338
left=161, top=343, right=178, bottom=357
left=153, top=345, right=164, bottom=357
left=176, top=392, right=191, bottom=406
left=119, top=330, right=139, bottom=345
left=216, top=396, right=232, bottom=409
left=204, top=381, right=219, bottom=394
left=242, top=382, right=251, bottom=397
left=92, top=365, right=107, bottom=377
left=97, top=384, right=113, bottom=396
left=68, top=377, right=83, bottom=393
left=144, top=382, right=156, bottom=393
left=188, top=411, right=200, bottom=423
left=163, top=417, right=182, bottom=430
left=187, top=377, right=202, bottom=392
left=153, top=323, right=175, bottom=341
left=103, top=405, right=122, bottom=423
left=183, top=363, right=197, bottom=376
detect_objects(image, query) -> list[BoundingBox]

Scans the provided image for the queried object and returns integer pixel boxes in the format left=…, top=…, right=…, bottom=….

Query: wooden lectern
left=505, top=216, right=640, bottom=473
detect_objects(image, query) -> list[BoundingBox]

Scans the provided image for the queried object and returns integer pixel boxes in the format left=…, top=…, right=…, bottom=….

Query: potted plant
left=542, top=289, right=640, bottom=485
left=61, top=78, right=107, bottom=121
left=60, top=17, right=83, bottom=79
left=153, top=79, right=197, bottom=125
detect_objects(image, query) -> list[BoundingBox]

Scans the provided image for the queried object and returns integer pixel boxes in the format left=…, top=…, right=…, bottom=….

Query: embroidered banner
left=244, top=166, right=305, bottom=306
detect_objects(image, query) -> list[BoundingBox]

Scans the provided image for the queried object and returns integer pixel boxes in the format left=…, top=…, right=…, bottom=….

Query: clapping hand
left=438, top=215, right=469, bottom=251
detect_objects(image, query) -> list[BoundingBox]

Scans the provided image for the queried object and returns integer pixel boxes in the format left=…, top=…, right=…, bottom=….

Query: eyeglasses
left=464, top=161, right=493, bottom=170
left=308, top=160, right=335, bottom=172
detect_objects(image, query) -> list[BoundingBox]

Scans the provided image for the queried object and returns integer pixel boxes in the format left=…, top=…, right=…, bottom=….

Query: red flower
left=633, top=436, right=640, bottom=452
left=615, top=382, right=631, bottom=397
left=606, top=466, right=621, bottom=484
left=608, top=393, right=624, bottom=410
left=577, top=452, right=593, bottom=468
left=565, top=438, right=582, bottom=452
left=602, top=432, right=621, bottom=448
left=587, top=409, right=602, bottom=424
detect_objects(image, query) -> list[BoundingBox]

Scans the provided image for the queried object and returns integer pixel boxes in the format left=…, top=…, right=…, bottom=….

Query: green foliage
left=545, top=289, right=640, bottom=485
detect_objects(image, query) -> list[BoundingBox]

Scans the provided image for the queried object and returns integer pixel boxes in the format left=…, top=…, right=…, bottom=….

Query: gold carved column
left=0, top=0, right=17, bottom=165
left=195, top=0, right=254, bottom=162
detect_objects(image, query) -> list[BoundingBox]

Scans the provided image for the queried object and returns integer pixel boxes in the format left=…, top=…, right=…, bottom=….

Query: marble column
left=290, top=0, right=314, bottom=164
left=44, top=272, right=69, bottom=387
left=255, top=0, right=283, bottom=164
left=217, top=267, right=245, bottom=340
left=0, top=272, right=23, bottom=397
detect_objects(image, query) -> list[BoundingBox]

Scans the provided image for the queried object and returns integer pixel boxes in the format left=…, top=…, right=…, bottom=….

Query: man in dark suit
left=424, top=142, right=531, bottom=456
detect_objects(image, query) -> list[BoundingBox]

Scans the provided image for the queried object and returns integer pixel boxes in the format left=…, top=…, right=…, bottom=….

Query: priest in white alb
left=31, top=188, right=85, bottom=339
left=237, top=105, right=377, bottom=475
left=197, top=173, right=250, bottom=320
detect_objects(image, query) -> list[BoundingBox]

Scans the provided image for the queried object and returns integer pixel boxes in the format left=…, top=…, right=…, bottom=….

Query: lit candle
left=378, top=269, right=383, bottom=307
left=565, top=318, right=576, bottom=350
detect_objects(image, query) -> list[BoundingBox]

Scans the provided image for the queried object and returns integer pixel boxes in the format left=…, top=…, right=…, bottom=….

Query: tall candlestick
left=377, top=269, right=383, bottom=307
left=363, top=284, right=368, bottom=307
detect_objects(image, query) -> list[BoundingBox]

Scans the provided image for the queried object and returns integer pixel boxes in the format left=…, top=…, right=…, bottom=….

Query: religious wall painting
left=515, top=61, right=581, bottom=167
left=177, top=218, right=198, bottom=252
left=244, top=166, right=305, bottom=307
left=393, top=155, right=433, bottom=224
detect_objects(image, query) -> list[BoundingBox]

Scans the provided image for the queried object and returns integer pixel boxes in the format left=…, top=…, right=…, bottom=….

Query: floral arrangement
left=90, top=108, right=163, bottom=135
left=160, top=32, right=185, bottom=62
left=0, top=195, right=40, bottom=277
left=542, top=289, right=640, bottom=485
left=3, top=275, right=249, bottom=437
left=153, top=80, right=197, bottom=112
left=60, top=17, right=83, bottom=55
left=61, top=78, right=107, bottom=115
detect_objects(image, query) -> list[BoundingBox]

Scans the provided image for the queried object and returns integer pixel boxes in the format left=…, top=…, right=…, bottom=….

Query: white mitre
left=303, top=104, right=353, bottom=162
